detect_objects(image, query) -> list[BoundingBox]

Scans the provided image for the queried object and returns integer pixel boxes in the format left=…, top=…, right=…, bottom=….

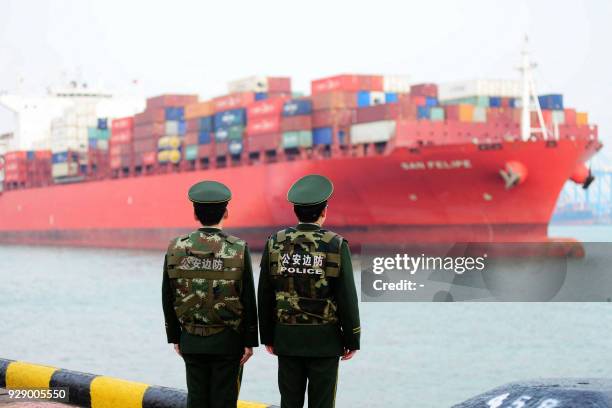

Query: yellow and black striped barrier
left=0, top=358, right=276, bottom=408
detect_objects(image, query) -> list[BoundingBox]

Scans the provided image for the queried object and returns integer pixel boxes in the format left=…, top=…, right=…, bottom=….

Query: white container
left=227, top=76, right=268, bottom=93
left=438, top=79, right=522, bottom=101
left=165, top=120, right=179, bottom=135
left=473, top=107, right=487, bottom=123
left=383, top=75, right=411, bottom=93
left=350, top=120, right=396, bottom=144
left=552, top=110, right=566, bottom=125
left=369, top=92, right=386, bottom=106
left=52, top=162, right=78, bottom=178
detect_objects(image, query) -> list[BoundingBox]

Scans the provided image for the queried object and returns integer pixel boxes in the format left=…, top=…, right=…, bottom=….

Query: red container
left=280, top=116, right=312, bottom=132
left=146, top=94, right=198, bottom=110
left=111, top=128, right=133, bottom=144
left=213, top=92, right=255, bottom=112
left=110, top=143, right=132, bottom=156
left=247, top=117, right=281, bottom=136
left=133, top=139, right=158, bottom=154
left=186, top=118, right=200, bottom=133
left=215, top=143, right=228, bottom=156
left=141, top=151, right=157, bottom=166
left=34, top=150, right=52, bottom=160
left=311, top=75, right=383, bottom=95
left=134, top=123, right=165, bottom=140
left=312, top=92, right=357, bottom=110
left=564, top=109, right=577, bottom=125
left=4, top=151, right=27, bottom=162
left=247, top=98, right=286, bottom=120
left=134, top=109, right=165, bottom=125
left=112, top=117, right=134, bottom=131
left=246, top=133, right=281, bottom=152
left=267, top=77, right=292, bottom=93
left=198, top=145, right=213, bottom=158
left=410, top=83, right=438, bottom=98
left=355, top=103, right=400, bottom=123
left=184, top=132, right=199, bottom=145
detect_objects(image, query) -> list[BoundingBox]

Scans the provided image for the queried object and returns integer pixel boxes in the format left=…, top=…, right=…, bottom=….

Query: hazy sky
left=1, top=0, right=610, bottom=158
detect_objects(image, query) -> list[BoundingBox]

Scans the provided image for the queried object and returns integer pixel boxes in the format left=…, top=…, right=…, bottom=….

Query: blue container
left=489, top=97, right=501, bottom=108
left=88, top=139, right=98, bottom=149
left=228, top=140, right=243, bottom=155
left=198, top=130, right=211, bottom=145
left=215, top=128, right=229, bottom=142
left=538, top=94, right=563, bottom=110
left=385, top=93, right=398, bottom=103
left=282, top=100, right=312, bottom=117
left=165, top=107, right=185, bottom=121
left=509, top=98, right=516, bottom=108
left=255, top=92, right=268, bottom=101
left=178, top=120, right=186, bottom=136
left=199, top=116, right=213, bottom=132
left=52, top=152, right=68, bottom=164
left=357, top=91, right=371, bottom=108
left=425, top=97, right=438, bottom=107
left=26, top=151, right=35, bottom=160
left=97, top=118, right=108, bottom=129
left=313, top=127, right=333, bottom=145
left=417, top=106, right=430, bottom=119
left=214, top=109, right=246, bottom=129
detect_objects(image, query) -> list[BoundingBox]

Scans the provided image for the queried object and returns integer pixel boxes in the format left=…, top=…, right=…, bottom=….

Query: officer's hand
left=341, top=349, right=357, bottom=361
left=240, top=347, right=253, bottom=365
left=173, top=344, right=181, bottom=356
left=265, top=345, right=275, bottom=355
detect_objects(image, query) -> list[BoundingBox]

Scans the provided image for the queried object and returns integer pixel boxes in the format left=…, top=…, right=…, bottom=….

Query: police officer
left=258, top=174, right=361, bottom=408
left=162, top=180, right=258, bottom=408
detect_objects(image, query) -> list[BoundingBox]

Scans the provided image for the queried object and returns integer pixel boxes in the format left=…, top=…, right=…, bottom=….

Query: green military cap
left=287, top=174, right=334, bottom=205
left=188, top=180, right=232, bottom=203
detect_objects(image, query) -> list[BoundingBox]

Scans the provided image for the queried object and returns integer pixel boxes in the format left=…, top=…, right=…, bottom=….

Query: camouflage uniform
left=258, top=223, right=361, bottom=408
left=162, top=227, right=258, bottom=408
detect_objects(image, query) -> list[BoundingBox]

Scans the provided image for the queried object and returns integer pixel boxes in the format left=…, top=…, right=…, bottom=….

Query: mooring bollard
left=453, top=378, right=612, bottom=408
left=0, top=358, right=276, bottom=408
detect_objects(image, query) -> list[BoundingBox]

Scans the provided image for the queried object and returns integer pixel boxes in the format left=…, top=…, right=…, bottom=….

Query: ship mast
left=519, top=36, right=551, bottom=141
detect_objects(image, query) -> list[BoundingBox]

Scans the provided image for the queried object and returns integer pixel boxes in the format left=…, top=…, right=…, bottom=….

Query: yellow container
left=158, top=136, right=169, bottom=149
left=167, top=136, right=181, bottom=149
left=458, top=104, right=474, bottom=122
left=157, top=150, right=170, bottom=162
left=168, top=149, right=181, bottom=164
left=576, top=112, right=589, bottom=126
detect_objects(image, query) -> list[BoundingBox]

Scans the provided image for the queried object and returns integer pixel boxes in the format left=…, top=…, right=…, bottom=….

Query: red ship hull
left=0, top=138, right=600, bottom=250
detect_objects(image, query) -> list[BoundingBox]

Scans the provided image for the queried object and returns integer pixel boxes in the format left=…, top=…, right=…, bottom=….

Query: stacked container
left=246, top=97, right=287, bottom=154
left=2, top=150, right=52, bottom=189
left=227, top=76, right=292, bottom=101
left=281, top=99, right=313, bottom=149
left=110, top=117, right=134, bottom=174
left=157, top=106, right=185, bottom=166
left=50, top=103, right=99, bottom=153
left=184, top=101, right=215, bottom=164
left=133, top=94, right=197, bottom=171
left=51, top=150, right=84, bottom=180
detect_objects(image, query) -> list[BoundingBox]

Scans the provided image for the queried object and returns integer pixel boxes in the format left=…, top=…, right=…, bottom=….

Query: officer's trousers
left=278, top=355, right=340, bottom=408
left=182, top=353, right=242, bottom=408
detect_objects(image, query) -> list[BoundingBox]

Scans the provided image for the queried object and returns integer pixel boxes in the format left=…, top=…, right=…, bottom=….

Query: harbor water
left=0, top=225, right=611, bottom=407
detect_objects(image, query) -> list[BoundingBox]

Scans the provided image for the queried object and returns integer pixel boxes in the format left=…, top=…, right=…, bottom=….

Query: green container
left=185, top=145, right=198, bottom=161
left=429, top=107, right=445, bottom=121
left=282, top=132, right=299, bottom=148
left=227, top=125, right=244, bottom=141
left=88, top=127, right=110, bottom=140
left=87, top=127, right=97, bottom=139
left=282, top=131, right=313, bottom=149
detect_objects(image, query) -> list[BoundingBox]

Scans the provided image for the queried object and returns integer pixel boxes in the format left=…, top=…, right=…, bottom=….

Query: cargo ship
left=0, top=45, right=602, bottom=250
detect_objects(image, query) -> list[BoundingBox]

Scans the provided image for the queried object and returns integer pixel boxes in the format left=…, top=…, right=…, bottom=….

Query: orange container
left=458, top=104, right=474, bottom=122
left=185, top=101, right=214, bottom=119
left=576, top=112, right=589, bottom=126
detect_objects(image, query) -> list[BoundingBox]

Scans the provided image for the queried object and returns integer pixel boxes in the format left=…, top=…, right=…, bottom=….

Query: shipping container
left=247, top=117, right=281, bottom=136
left=410, top=83, right=438, bottom=98
left=311, top=75, right=383, bottom=94
left=282, top=131, right=313, bottom=149
left=438, top=80, right=521, bottom=100
left=185, top=145, right=198, bottom=161
left=228, top=140, right=243, bottom=155
left=255, top=93, right=267, bottom=101
left=198, top=130, right=212, bottom=145
left=355, top=104, right=399, bottom=124
left=382, top=75, right=411, bottom=93
left=135, top=109, right=165, bottom=125
left=281, top=116, right=312, bottom=132
left=472, top=107, right=487, bottom=123
left=213, top=93, right=255, bottom=112
left=538, top=94, right=563, bottom=110
left=246, top=133, right=281, bottom=152
left=350, top=120, right=396, bottom=144
left=185, top=101, right=215, bottom=119
left=357, top=91, right=370, bottom=108
left=165, top=107, right=184, bottom=121
left=576, top=112, right=589, bottom=126
left=385, top=93, right=398, bottom=103
left=146, top=94, right=198, bottom=110
left=311, top=92, right=358, bottom=110
left=165, top=121, right=180, bottom=136
left=282, top=99, right=312, bottom=116
left=312, top=109, right=355, bottom=128
left=313, top=127, right=333, bottom=145
left=214, top=109, right=246, bottom=129
left=429, top=107, right=445, bottom=121
left=552, top=110, right=566, bottom=125
left=97, top=118, right=108, bottom=129
left=417, top=106, right=430, bottom=119
left=248, top=98, right=286, bottom=120
left=227, top=76, right=291, bottom=94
